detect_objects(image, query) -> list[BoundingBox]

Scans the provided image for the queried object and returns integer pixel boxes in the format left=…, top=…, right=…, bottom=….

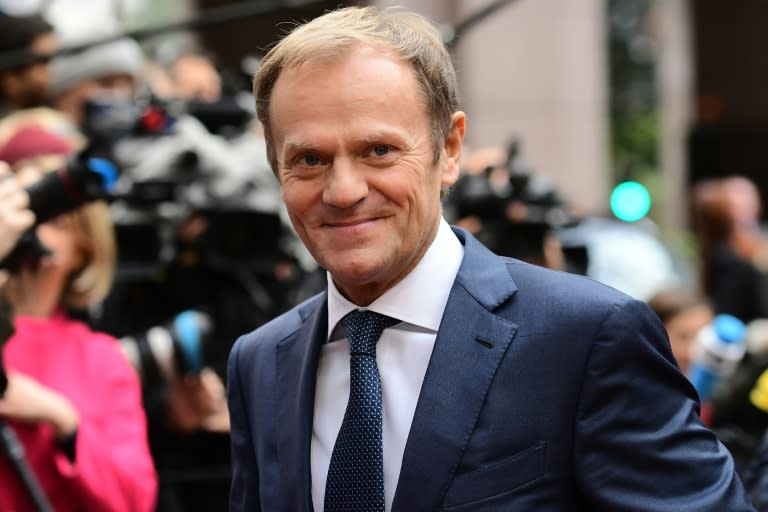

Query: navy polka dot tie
left=324, top=310, right=398, bottom=512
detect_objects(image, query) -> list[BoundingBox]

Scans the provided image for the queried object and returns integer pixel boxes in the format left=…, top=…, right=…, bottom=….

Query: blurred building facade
left=689, top=0, right=768, bottom=214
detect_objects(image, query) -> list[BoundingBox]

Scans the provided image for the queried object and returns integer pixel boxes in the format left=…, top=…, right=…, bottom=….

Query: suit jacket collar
left=276, top=293, right=327, bottom=512
left=450, top=226, right=518, bottom=309
left=391, top=227, right=519, bottom=511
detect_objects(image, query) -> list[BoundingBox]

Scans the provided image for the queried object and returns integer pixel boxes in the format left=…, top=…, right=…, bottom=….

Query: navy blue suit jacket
left=228, top=227, right=755, bottom=511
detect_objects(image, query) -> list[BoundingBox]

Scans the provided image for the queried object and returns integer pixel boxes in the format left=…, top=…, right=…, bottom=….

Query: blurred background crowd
left=1, top=0, right=768, bottom=510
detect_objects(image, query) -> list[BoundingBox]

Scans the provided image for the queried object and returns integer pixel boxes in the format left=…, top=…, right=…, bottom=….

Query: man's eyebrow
left=354, top=131, right=405, bottom=145
left=282, top=140, right=321, bottom=154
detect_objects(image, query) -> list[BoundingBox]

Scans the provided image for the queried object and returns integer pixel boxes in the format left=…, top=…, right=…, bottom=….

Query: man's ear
left=441, top=111, right=466, bottom=187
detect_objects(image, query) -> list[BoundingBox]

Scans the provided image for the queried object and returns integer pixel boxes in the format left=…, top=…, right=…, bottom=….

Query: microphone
left=688, top=314, right=747, bottom=402
left=119, top=310, right=212, bottom=383
left=0, top=154, right=118, bottom=272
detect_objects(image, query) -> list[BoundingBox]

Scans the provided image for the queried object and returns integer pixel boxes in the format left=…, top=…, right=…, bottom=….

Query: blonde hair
left=62, top=199, right=116, bottom=310
left=254, top=6, right=460, bottom=173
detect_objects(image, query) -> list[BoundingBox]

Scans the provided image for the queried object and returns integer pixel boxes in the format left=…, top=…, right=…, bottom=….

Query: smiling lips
left=325, top=218, right=379, bottom=230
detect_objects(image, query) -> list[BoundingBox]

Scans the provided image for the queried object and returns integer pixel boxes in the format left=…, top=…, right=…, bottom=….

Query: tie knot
left=341, top=310, right=398, bottom=355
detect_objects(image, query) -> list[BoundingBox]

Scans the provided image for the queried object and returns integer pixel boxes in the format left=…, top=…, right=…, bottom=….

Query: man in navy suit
left=227, top=6, right=755, bottom=511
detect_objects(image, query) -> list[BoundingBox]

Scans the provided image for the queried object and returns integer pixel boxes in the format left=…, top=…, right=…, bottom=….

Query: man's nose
left=323, top=158, right=368, bottom=208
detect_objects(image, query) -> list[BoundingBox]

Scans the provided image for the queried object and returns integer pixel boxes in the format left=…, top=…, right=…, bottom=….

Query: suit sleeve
left=54, top=335, right=157, bottom=512
left=574, top=298, right=755, bottom=511
left=227, top=336, right=262, bottom=512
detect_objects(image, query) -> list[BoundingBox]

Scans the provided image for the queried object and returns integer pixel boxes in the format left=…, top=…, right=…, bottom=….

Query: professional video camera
left=81, top=87, right=314, bottom=390
left=82, top=90, right=254, bottom=142
left=445, top=139, right=576, bottom=265
left=81, top=90, right=289, bottom=276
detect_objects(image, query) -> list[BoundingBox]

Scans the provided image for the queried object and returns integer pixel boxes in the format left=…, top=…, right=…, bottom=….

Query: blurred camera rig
left=445, top=139, right=577, bottom=267
left=81, top=89, right=311, bottom=383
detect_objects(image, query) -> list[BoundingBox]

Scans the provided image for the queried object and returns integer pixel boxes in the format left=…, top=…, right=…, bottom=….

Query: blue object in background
left=688, top=314, right=747, bottom=402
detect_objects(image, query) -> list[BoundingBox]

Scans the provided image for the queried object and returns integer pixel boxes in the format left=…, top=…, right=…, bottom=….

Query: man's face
left=56, top=73, right=136, bottom=126
left=12, top=32, right=57, bottom=107
left=269, top=46, right=464, bottom=306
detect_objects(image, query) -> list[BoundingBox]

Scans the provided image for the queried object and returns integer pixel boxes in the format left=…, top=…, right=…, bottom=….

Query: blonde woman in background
left=0, top=123, right=157, bottom=511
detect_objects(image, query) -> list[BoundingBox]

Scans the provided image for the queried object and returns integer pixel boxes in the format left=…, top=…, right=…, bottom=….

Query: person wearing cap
left=0, top=13, right=58, bottom=117
left=49, top=36, right=144, bottom=128
left=0, top=122, right=158, bottom=511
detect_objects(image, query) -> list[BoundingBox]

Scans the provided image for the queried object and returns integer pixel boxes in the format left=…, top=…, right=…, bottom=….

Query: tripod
left=1, top=306, right=53, bottom=512
left=0, top=417, right=54, bottom=512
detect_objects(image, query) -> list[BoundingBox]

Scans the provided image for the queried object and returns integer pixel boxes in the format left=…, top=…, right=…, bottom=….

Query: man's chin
left=326, top=260, right=391, bottom=296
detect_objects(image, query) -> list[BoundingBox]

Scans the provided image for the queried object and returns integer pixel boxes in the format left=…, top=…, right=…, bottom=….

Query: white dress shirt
left=311, top=218, right=464, bottom=512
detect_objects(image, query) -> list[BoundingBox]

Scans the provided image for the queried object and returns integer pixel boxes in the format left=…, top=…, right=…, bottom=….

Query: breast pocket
left=442, top=441, right=547, bottom=510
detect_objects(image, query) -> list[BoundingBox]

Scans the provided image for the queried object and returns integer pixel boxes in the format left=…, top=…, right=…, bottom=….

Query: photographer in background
left=0, top=13, right=57, bottom=118
left=691, top=176, right=768, bottom=324
left=49, top=33, right=237, bottom=509
left=48, top=35, right=144, bottom=134
left=446, top=141, right=572, bottom=271
left=168, top=50, right=222, bottom=103
left=0, top=122, right=157, bottom=511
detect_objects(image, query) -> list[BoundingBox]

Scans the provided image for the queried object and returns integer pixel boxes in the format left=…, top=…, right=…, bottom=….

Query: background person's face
left=269, top=46, right=463, bottom=305
left=666, top=305, right=713, bottom=375
left=6, top=32, right=57, bottom=108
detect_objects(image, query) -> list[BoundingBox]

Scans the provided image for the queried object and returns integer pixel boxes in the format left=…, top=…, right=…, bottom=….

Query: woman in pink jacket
left=0, top=123, right=157, bottom=511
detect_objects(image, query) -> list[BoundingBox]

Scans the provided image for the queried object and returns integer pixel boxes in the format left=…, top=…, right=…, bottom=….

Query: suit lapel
left=275, top=294, right=328, bottom=512
left=392, top=228, right=519, bottom=511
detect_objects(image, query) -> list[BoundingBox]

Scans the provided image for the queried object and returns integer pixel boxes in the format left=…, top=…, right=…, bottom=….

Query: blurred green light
left=610, top=181, right=651, bottom=222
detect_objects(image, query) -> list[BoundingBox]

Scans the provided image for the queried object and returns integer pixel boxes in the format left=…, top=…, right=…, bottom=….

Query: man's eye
left=372, top=145, right=390, bottom=157
left=302, top=155, right=321, bottom=166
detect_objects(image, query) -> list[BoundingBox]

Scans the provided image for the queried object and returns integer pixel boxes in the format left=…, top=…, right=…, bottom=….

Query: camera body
left=83, top=91, right=311, bottom=385
left=0, top=153, right=118, bottom=272
left=445, top=140, right=575, bottom=264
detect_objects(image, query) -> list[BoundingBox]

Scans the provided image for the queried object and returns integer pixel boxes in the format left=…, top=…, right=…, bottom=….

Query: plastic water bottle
left=688, top=314, right=746, bottom=402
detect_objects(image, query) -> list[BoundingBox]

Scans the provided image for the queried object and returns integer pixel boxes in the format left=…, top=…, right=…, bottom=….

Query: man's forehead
left=276, top=44, right=406, bottom=82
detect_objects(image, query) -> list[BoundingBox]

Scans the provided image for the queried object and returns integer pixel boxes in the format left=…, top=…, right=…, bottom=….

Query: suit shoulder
left=501, top=258, right=650, bottom=331
left=506, top=258, right=635, bottom=304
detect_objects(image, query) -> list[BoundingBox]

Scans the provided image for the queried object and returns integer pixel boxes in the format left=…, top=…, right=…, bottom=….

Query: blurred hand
left=166, top=367, right=229, bottom=433
left=0, top=163, right=35, bottom=263
left=0, top=371, right=79, bottom=439
left=2, top=255, right=66, bottom=318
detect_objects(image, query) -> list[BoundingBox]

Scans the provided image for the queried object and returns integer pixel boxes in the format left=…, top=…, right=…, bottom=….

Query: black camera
left=445, top=139, right=575, bottom=263
left=0, top=152, right=118, bottom=272
left=83, top=92, right=253, bottom=144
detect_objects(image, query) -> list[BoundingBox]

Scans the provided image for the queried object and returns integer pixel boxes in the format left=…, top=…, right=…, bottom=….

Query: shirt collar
left=327, top=218, right=464, bottom=341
